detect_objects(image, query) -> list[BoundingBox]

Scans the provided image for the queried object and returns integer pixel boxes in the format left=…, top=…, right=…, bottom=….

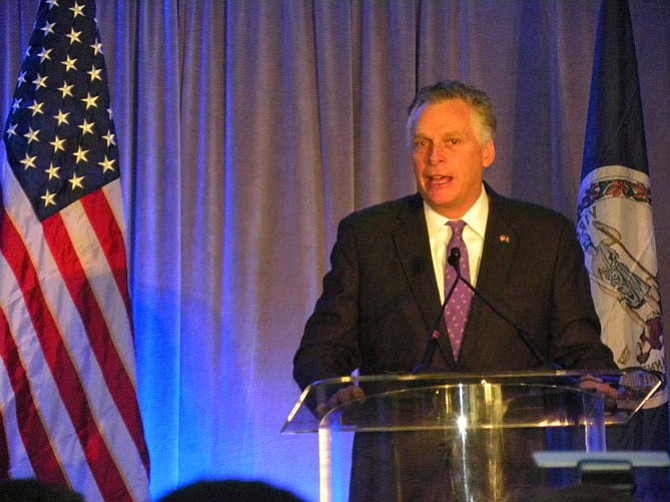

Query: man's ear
left=482, top=140, right=496, bottom=168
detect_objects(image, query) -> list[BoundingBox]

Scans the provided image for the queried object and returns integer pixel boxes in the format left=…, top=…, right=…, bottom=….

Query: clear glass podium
left=283, top=370, right=666, bottom=501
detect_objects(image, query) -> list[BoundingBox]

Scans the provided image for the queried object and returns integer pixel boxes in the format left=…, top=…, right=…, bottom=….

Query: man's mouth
left=427, top=175, right=453, bottom=185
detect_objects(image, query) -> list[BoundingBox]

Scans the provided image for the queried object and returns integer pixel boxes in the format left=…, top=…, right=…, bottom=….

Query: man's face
left=411, top=99, right=495, bottom=219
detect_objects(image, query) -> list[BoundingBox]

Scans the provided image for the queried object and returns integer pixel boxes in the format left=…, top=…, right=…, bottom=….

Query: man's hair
left=406, top=80, right=497, bottom=146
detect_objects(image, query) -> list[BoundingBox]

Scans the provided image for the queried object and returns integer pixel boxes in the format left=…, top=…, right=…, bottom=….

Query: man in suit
left=293, top=81, right=617, bottom=500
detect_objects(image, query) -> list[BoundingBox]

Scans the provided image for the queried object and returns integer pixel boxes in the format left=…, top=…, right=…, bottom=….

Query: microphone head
left=447, top=247, right=461, bottom=267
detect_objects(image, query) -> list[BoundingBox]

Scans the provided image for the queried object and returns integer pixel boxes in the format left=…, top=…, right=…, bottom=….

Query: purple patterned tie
left=445, top=220, right=473, bottom=361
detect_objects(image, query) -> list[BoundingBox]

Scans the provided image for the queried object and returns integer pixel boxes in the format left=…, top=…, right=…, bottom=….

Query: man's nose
left=429, top=144, right=446, bottom=164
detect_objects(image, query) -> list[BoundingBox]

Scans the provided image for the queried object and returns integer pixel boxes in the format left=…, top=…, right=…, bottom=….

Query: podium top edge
left=307, top=369, right=628, bottom=387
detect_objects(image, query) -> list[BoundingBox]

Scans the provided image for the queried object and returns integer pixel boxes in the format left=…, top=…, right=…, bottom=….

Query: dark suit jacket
left=294, top=186, right=615, bottom=389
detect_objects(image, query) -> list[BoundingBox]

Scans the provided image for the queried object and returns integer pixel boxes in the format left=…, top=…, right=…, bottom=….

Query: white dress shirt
left=424, top=185, right=490, bottom=302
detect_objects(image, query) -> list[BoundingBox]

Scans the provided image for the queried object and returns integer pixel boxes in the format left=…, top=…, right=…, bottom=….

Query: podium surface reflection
left=283, top=370, right=664, bottom=502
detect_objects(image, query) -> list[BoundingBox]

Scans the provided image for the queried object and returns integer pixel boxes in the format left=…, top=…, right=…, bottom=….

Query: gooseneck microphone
left=412, top=250, right=462, bottom=374
left=447, top=247, right=559, bottom=369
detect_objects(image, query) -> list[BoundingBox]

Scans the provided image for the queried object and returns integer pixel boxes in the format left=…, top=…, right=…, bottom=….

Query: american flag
left=1, top=1, right=150, bottom=501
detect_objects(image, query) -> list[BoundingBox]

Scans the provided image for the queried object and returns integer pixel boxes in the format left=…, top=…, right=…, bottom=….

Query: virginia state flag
left=577, top=0, right=668, bottom=438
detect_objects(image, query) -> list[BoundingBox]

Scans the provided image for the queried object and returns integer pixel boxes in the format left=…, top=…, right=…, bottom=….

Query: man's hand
left=577, top=375, right=619, bottom=400
left=578, top=374, right=620, bottom=412
left=316, top=385, right=366, bottom=417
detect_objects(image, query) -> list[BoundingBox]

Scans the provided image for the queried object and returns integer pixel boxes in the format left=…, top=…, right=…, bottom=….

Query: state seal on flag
left=577, top=165, right=665, bottom=409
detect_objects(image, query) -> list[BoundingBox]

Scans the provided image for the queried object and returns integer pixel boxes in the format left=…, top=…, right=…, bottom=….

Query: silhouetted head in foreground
left=0, top=479, right=84, bottom=502
left=159, top=479, right=305, bottom=502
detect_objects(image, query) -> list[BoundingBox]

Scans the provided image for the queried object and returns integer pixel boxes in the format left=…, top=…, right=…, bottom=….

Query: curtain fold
left=1, top=1, right=668, bottom=500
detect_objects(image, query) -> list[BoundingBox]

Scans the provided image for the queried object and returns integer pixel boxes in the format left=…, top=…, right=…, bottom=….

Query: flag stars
left=53, top=109, right=70, bottom=126
left=24, top=127, right=40, bottom=144
left=28, top=100, right=45, bottom=116
left=61, top=55, right=78, bottom=72
left=58, top=81, right=74, bottom=98
left=8, top=1, right=122, bottom=218
left=88, top=66, right=103, bottom=82
left=82, top=93, right=99, bottom=110
left=66, top=28, right=82, bottom=44
left=69, top=173, right=85, bottom=190
left=70, top=2, right=86, bottom=18
left=98, top=155, right=116, bottom=173
left=73, top=145, right=89, bottom=164
left=32, top=73, right=48, bottom=90
left=41, top=189, right=57, bottom=207
left=41, top=21, right=56, bottom=36
left=91, top=41, right=103, bottom=56
left=20, top=153, right=38, bottom=170
left=102, top=131, right=116, bottom=147
left=45, top=163, right=61, bottom=180
left=37, top=47, right=53, bottom=62
left=50, top=136, right=66, bottom=152
left=78, top=119, right=95, bottom=136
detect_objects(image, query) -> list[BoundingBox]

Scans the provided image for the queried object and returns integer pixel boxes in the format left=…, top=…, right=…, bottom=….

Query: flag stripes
left=47, top=197, right=148, bottom=469
left=1, top=204, right=131, bottom=501
left=80, top=189, right=133, bottom=313
left=1, top=175, right=148, bottom=500
left=0, top=308, right=63, bottom=485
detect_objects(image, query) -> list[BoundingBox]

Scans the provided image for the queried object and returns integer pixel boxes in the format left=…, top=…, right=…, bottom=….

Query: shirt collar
left=423, top=184, right=489, bottom=239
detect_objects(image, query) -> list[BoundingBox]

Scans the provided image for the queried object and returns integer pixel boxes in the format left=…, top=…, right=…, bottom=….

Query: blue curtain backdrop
left=1, top=1, right=669, bottom=500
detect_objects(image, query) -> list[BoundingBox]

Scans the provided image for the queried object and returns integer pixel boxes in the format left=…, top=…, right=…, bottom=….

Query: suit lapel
left=458, top=189, right=519, bottom=365
left=392, top=195, right=457, bottom=368
left=391, top=195, right=443, bottom=334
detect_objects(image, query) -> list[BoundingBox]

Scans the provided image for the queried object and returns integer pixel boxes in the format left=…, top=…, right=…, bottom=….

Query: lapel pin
left=499, top=234, right=511, bottom=244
